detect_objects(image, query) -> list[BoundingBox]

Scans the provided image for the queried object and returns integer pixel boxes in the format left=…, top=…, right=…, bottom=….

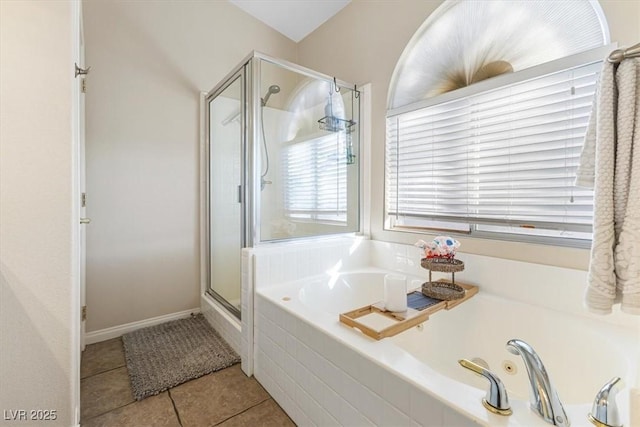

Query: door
left=206, top=71, right=244, bottom=318
left=72, top=1, right=87, bottom=423
left=76, top=19, right=89, bottom=351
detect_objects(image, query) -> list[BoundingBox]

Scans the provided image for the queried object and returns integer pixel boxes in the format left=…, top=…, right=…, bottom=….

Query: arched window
left=384, top=0, right=610, bottom=245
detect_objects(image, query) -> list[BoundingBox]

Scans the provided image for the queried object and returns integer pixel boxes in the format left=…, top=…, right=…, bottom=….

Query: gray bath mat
left=122, top=313, right=240, bottom=400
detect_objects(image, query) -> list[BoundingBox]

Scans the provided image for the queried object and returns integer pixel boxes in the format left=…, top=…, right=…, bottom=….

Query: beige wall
left=84, top=0, right=639, bottom=331
left=298, top=0, right=640, bottom=270
left=83, top=0, right=298, bottom=331
left=0, top=1, right=77, bottom=425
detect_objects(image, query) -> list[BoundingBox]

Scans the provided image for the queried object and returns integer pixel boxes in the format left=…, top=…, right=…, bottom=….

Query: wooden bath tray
left=339, top=282, right=478, bottom=340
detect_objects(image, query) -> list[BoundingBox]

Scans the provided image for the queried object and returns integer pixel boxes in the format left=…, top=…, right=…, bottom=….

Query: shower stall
left=204, top=52, right=361, bottom=318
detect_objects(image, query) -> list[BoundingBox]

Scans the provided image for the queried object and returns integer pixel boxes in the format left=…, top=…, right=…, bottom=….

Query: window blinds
left=386, top=60, right=600, bottom=236
left=284, top=132, right=347, bottom=222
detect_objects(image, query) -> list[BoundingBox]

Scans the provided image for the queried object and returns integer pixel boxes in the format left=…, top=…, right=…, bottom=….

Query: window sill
left=375, top=227, right=591, bottom=271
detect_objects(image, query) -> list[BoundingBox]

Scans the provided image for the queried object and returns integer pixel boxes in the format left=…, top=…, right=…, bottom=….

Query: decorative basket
left=420, top=257, right=465, bottom=289
left=420, top=258, right=465, bottom=272
left=421, top=281, right=465, bottom=301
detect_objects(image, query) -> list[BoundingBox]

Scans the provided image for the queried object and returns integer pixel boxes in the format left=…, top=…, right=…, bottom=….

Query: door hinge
left=75, top=63, right=91, bottom=78
left=81, top=192, right=87, bottom=208
left=81, top=306, right=87, bottom=321
left=81, top=78, right=87, bottom=93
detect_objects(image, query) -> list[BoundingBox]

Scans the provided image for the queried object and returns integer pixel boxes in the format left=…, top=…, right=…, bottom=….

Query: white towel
left=576, top=58, right=640, bottom=315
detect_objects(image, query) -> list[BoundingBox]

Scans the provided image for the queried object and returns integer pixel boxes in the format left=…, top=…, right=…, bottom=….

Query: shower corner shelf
left=339, top=281, right=478, bottom=340
left=317, top=116, right=356, bottom=133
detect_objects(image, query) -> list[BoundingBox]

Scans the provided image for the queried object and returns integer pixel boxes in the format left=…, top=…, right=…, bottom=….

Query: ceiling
left=228, top=0, right=351, bottom=42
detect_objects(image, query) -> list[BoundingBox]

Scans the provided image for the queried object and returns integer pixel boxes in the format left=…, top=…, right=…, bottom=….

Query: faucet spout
left=506, top=339, right=570, bottom=427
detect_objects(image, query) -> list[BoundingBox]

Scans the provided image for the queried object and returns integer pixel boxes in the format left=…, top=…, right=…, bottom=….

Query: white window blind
left=386, top=60, right=600, bottom=240
left=284, top=133, right=347, bottom=223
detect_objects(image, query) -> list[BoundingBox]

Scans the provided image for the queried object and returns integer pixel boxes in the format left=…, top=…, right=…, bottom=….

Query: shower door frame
left=204, top=59, right=253, bottom=319
left=249, top=52, right=362, bottom=245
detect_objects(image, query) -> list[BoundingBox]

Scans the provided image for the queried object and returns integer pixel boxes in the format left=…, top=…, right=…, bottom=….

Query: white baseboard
left=84, top=308, right=200, bottom=345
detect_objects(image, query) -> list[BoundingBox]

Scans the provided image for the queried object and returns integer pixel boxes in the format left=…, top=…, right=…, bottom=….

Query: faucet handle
left=589, top=377, right=624, bottom=427
left=459, top=359, right=512, bottom=416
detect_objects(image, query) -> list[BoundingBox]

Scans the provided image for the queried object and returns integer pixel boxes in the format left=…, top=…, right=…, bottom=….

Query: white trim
left=360, top=83, right=372, bottom=238
left=199, top=92, right=207, bottom=296
left=387, top=45, right=614, bottom=117
left=84, top=308, right=200, bottom=345
left=589, top=0, right=611, bottom=44
left=70, top=1, right=82, bottom=426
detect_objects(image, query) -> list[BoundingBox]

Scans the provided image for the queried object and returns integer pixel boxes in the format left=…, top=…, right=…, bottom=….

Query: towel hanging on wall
left=575, top=55, right=640, bottom=315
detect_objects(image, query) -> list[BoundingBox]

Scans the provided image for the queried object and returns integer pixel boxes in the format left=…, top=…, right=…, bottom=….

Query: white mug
left=384, top=274, right=407, bottom=312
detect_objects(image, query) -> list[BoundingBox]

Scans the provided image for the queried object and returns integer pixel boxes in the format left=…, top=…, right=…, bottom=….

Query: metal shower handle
left=459, top=358, right=512, bottom=416
left=589, top=377, right=624, bottom=427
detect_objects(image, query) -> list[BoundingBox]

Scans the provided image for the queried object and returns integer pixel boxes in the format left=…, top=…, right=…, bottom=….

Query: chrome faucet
left=589, top=377, right=623, bottom=427
left=506, top=339, right=570, bottom=427
left=459, top=359, right=512, bottom=416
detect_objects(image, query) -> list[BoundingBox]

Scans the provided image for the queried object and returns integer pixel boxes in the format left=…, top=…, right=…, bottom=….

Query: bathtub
left=256, top=268, right=639, bottom=427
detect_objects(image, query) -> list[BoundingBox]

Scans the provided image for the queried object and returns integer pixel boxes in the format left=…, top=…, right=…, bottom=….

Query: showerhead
left=261, top=84, right=281, bottom=106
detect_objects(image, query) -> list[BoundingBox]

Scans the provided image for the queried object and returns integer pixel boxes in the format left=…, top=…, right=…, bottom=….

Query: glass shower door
left=207, top=72, right=244, bottom=318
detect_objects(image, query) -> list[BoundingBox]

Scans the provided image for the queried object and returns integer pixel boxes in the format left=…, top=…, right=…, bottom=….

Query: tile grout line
left=81, top=363, right=127, bottom=380
left=80, top=399, right=137, bottom=424
left=167, top=389, right=184, bottom=427
left=211, top=397, right=272, bottom=426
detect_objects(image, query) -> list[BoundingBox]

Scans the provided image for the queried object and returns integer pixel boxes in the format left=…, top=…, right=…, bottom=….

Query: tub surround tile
left=340, top=372, right=364, bottom=409
left=355, top=384, right=384, bottom=425
left=383, top=402, right=413, bottom=427
left=443, top=405, right=482, bottom=426
left=80, top=367, right=134, bottom=421
left=254, top=270, right=480, bottom=427
left=410, top=389, right=445, bottom=426
left=333, top=342, right=363, bottom=381
left=382, top=366, right=412, bottom=414
left=170, top=364, right=270, bottom=427
left=340, top=399, right=375, bottom=426
left=81, top=392, right=180, bottom=427
left=81, top=337, right=126, bottom=379
left=251, top=238, right=637, bottom=427
left=358, top=361, right=384, bottom=396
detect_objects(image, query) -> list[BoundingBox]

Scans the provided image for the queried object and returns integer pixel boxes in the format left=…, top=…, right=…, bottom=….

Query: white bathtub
left=257, top=268, right=640, bottom=427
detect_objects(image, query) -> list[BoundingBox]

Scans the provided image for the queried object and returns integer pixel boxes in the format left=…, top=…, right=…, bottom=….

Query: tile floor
left=81, top=338, right=295, bottom=427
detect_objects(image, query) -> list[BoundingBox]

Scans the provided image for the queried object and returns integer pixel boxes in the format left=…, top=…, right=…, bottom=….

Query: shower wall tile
left=369, top=240, right=637, bottom=328
left=249, top=236, right=371, bottom=289
left=240, top=249, right=253, bottom=375
left=201, top=295, right=241, bottom=355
